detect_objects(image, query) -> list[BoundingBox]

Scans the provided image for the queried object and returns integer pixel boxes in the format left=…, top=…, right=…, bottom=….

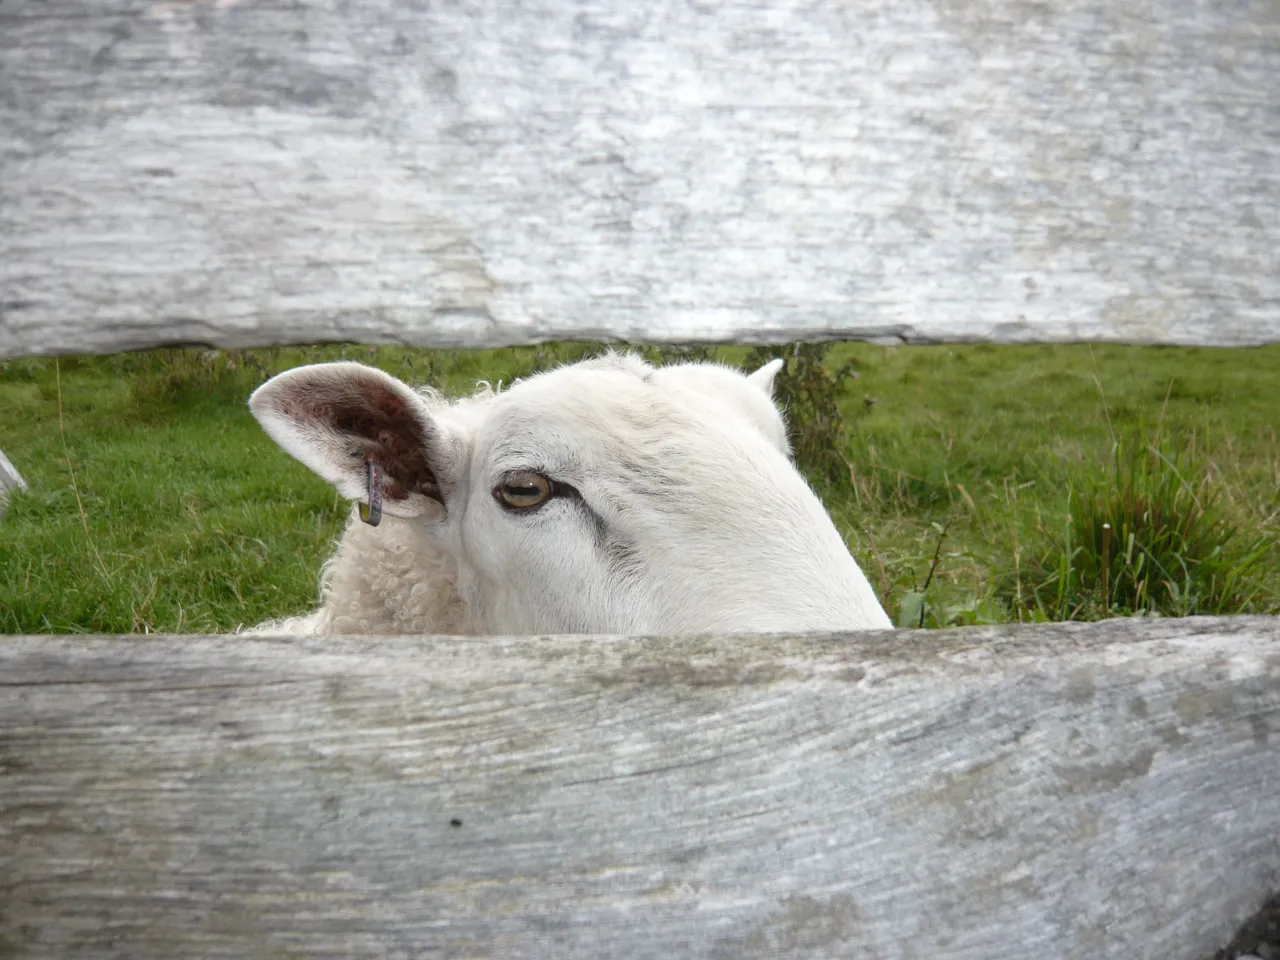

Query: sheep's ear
left=248, top=362, right=455, bottom=519
left=746, top=358, right=785, bottom=397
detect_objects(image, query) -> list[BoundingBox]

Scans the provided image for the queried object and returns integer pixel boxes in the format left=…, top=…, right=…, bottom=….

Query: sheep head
left=248, top=352, right=891, bottom=635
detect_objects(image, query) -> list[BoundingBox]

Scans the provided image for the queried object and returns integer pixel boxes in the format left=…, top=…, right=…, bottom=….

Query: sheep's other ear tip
left=747, top=357, right=785, bottom=395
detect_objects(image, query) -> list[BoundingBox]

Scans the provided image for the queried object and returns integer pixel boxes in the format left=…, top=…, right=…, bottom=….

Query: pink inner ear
left=287, top=380, right=442, bottom=504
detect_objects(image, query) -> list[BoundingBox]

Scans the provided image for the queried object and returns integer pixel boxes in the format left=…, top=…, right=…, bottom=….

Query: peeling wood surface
left=2, top=0, right=1279, bottom=358
left=2, top=616, right=1278, bottom=959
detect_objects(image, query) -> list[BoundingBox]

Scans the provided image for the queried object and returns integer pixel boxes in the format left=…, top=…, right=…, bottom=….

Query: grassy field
left=2, top=342, right=1278, bottom=634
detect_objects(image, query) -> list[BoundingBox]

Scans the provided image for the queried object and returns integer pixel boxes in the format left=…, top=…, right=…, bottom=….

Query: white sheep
left=241, top=351, right=892, bottom=636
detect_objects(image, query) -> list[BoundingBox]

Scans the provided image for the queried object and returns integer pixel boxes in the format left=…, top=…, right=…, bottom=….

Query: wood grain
left=2, top=0, right=1278, bottom=359
left=2, top=616, right=1278, bottom=959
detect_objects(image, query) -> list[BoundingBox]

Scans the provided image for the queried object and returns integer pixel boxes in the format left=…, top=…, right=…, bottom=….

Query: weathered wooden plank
left=2, top=0, right=1278, bottom=359
left=2, top=616, right=1277, bottom=959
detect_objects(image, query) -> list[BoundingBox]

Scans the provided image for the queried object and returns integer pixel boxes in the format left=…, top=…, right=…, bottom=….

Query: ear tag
left=359, top=459, right=383, bottom=527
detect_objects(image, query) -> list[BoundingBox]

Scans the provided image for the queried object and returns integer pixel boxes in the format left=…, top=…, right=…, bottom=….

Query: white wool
left=239, top=351, right=892, bottom=636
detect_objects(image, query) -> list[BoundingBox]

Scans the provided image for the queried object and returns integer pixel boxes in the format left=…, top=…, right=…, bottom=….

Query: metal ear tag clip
left=359, top=459, right=383, bottom=527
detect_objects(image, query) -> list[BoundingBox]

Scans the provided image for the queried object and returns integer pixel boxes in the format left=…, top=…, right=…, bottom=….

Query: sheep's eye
left=496, top=471, right=553, bottom=510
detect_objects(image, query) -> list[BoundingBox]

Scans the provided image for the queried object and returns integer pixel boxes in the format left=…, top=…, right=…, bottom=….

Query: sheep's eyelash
left=493, top=463, right=578, bottom=492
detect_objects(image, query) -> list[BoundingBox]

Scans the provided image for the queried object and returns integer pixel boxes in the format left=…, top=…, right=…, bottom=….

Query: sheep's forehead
left=471, top=361, right=768, bottom=473
left=486, top=367, right=685, bottom=442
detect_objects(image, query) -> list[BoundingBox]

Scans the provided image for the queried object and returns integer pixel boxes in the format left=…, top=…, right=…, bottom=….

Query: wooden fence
left=1, top=1, right=1278, bottom=957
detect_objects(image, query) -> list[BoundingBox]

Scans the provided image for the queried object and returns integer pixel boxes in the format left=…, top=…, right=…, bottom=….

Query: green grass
left=1012, top=430, right=1274, bottom=621
left=2, top=342, right=1277, bottom=634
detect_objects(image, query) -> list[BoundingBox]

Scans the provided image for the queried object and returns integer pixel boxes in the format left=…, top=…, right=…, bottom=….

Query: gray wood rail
left=2, top=0, right=1279, bottom=357
left=2, top=617, right=1278, bottom=959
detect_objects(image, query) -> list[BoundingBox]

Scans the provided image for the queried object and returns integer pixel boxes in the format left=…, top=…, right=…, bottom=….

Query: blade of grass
left=56, top=358, right=111, bottom=584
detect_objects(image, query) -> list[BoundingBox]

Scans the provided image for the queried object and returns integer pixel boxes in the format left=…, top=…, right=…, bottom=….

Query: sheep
left=241, top=351, right=892, bottom=636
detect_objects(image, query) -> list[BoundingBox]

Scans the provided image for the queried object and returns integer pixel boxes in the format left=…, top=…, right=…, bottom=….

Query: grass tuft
left=1012, top=429, right=1273, bottom=620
